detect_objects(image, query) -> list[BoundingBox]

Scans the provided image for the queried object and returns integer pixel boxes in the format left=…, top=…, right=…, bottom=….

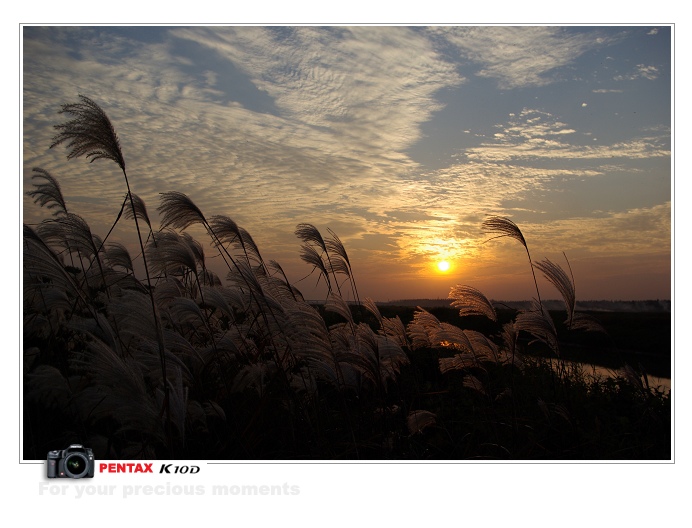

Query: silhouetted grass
left=23, top=96, right=671, bottom=460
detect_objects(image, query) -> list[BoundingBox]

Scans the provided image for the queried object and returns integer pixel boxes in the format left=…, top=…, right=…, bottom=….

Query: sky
left=22, top=25, right=672, bottom=302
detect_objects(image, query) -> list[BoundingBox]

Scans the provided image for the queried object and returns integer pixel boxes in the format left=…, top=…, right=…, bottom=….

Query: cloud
left=462, top=109, right=669, bottom=162
left=614, top=64, right=660, bottom=81
left=23, top=26, right=464, bottom=254
left=635, top=64, right=660, bottom=80
left=170, top=27, right=462, bottom=155
left=22, top=26, right=671, bottom=301
left=429, top=26, right=610, bottom=89
left=528, top=202, right=671, bottom=257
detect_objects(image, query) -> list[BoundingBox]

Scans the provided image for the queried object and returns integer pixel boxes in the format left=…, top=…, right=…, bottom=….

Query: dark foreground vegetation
left=377, top=304, right=671, bottom=379
left=23, top=96, right=671, bottom=460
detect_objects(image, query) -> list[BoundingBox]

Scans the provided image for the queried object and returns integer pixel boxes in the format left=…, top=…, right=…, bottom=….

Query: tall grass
left=50, top=95, right=173, bottom=450
left=23, top=96, right=669, bottom=460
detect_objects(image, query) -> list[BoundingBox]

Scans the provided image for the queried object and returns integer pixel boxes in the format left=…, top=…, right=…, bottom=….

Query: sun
left=437, top=260, right=451, bottom=273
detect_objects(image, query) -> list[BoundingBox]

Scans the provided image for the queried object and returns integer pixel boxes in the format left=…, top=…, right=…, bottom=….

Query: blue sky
left=22, top=25, right=671, bottom=301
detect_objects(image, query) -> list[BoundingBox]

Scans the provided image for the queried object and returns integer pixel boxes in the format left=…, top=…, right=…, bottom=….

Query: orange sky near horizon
left=22, top=26, right=672, bottom=302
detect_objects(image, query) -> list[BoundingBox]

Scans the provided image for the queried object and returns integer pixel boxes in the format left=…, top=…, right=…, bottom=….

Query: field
left=376, top=304, right=671, bottom=378
left=24, top=303, right=672, bottom=460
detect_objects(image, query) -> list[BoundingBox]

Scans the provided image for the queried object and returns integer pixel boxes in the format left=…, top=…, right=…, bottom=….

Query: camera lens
left=64, top=453, right=88, bottom=478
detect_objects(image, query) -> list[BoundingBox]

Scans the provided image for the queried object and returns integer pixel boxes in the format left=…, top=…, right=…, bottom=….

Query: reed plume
left=483, top=216, right=543, bottom=310
left=28, top=168, right=67, bottom=217
left=533, top=254, right=606, bottom=335
left=296, top=223, right=338, bottom=296
left=448, top=285, right=497, bottom=321
left=158, top=191, right=207, bottom=231
left=51, top=95, right=126, bottom=171
left=514, top=300, right=560, bottom=355
left=533, top=254, right=575, bottom=327
left=326, top=228, right=360, bottom=305
left=124, top=193, right=152, bottom=232
left=51, top=95, right=173, bottom=454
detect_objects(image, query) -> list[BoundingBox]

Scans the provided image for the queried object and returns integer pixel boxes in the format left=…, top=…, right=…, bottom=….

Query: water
left=551, top=359, right=671, bottom=395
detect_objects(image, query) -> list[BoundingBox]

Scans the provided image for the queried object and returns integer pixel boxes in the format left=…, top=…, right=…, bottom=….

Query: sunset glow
left=22, top=25, right=671, bottom=301
left=437, top=260, right=451, bottom=273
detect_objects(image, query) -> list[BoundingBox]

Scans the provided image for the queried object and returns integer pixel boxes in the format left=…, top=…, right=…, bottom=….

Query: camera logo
left=47, top=445, right=95, bottom=479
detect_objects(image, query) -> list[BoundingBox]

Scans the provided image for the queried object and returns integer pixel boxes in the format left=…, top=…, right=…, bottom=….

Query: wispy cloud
left=170, top=27, right=462, bottom=157
left=463, top=109, right=669, bottom=162
left=429, top=26, right=610, bottom=89
left=529, top=202, right=671, bottom=257
left=614, top=64, right=660, bottom=81
left=23, top=27, right=460, bottom=223
left=22, top=26, right=671, bottom=300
